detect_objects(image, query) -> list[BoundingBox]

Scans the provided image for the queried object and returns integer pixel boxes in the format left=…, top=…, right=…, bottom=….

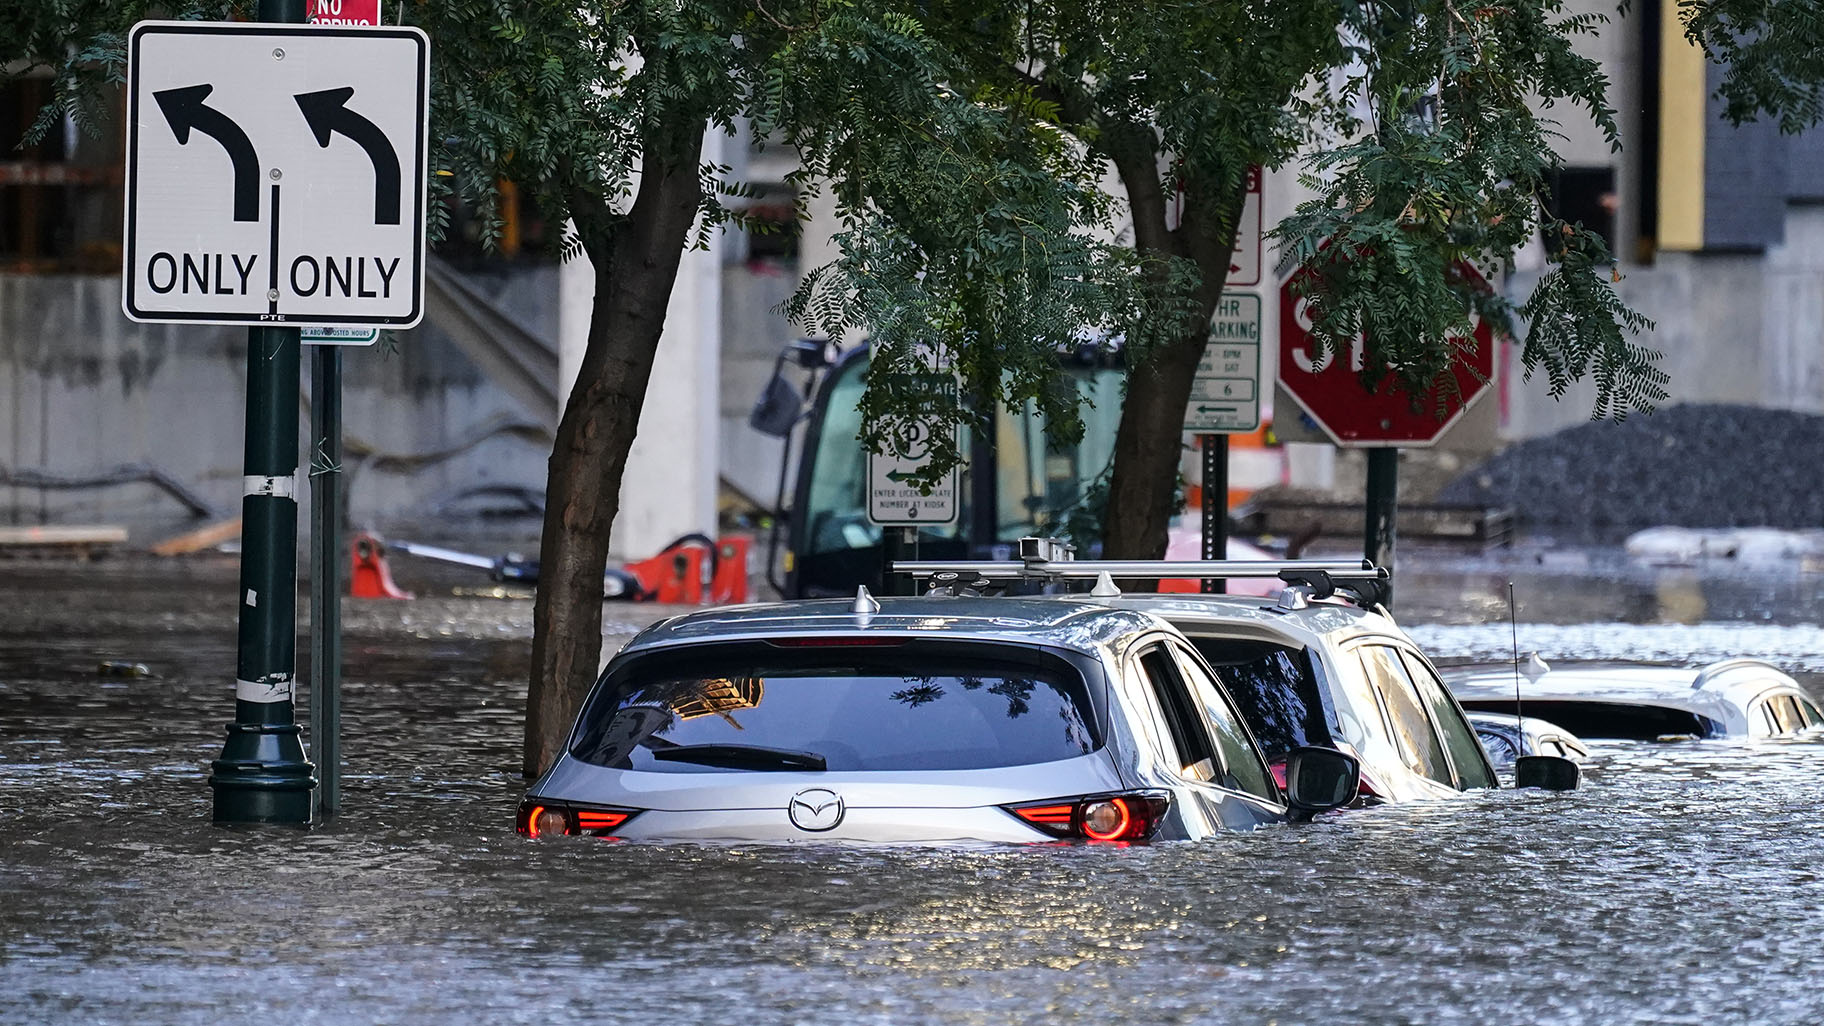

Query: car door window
left=1172, top=645, right=1278, bottom=801
left=1359, top=646, right=1453, bottom=785
left=1136, top=644, right=1217, bottom=782
left=1327, top=655, right=1406, bottom=771
left=1756, top=701, right=1780, bottom=737
left=1398, top=650, right=1496, bottom=789
left=1800, top=699, right=1824, bottom=728
left=1773, top=696, right=1803, bottom=734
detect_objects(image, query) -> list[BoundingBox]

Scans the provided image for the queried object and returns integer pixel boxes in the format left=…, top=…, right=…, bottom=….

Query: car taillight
left=1002, top=792, right=1170, bottom=842
left=516, top=800, right=642, bottom=838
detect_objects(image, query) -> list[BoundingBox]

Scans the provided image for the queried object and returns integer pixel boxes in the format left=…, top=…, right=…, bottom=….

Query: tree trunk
left=1102, top=158, right=1249, bottom=561
left=522, top=126, right=706, bottom=778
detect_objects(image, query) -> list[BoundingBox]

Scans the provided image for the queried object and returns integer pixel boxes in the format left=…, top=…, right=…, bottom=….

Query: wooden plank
left=148, top=517, right=243, bottom=557
left=0, top=525, right=130, bottom=547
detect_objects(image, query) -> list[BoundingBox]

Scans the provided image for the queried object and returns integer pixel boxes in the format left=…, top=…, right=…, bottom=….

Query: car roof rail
left=1690, top=657, right=1786, bottom=690
left=895, top=537, right=1390, bottom=608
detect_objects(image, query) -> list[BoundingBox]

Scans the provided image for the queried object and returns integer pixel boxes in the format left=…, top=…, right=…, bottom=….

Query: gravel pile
left=1438, top=403, right=1824, bottom=528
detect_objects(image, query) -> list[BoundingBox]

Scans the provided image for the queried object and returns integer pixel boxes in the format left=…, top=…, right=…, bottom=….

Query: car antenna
left=1508, top=581, right=1526, bottom=757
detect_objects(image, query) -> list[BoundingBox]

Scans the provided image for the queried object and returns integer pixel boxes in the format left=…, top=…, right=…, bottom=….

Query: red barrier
left=623, top=543, right=706, bottom=604
left=619, top=534, right=749, bottom=605
left=711, top=536, right=749, bottom=605
left=349, top=533, right=413, bottom=599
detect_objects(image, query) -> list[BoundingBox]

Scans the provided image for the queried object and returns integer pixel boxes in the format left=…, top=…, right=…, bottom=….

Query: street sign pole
left=1364, top=448, right=1397, bottom=608
left=308, top=344, right=343, bottom=819
left=123, top=10, right=427, bottom=824
left=210, top=0, right=315, bottom=825
left=1200, top=435, right=1227, bottom=594
left=1184, top=291, right=1261, bottom=591
left=301, top=0, right=375, bottom=827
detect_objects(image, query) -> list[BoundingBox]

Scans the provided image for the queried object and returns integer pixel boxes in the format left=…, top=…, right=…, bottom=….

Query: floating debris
left=96, top=660, right=154, bottom=678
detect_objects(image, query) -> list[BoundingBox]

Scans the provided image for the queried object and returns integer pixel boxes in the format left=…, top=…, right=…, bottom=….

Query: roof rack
left=894, top=537, right=1390, bottom=605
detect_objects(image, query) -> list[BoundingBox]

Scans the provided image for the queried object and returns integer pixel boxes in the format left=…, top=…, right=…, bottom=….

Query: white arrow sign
left=123, top=22, right=429, bottom=328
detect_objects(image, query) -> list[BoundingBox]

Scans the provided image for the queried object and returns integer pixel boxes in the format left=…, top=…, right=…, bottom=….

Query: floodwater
left=4, top=555, right=1824, bottom=1025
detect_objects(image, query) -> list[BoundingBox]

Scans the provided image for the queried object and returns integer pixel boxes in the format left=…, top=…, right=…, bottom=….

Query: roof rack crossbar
left=893, top=559, right=1387, bottom=582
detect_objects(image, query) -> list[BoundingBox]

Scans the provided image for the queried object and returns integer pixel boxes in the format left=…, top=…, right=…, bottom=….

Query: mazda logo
left=787, top=788, right=844, bottom=832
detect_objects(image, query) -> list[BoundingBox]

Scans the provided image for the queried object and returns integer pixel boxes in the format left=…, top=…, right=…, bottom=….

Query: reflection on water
left=4, top=560, right=1824, bottom=1024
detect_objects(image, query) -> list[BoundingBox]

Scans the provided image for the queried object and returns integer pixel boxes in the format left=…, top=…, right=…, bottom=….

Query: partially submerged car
left=1464, top=711, right=1591, bottom=768
left=1446, top=659, right=1824, bottom=741
left=1078, top=592, right=1500, bottom=803
left=519, top=593, right=1360, bottom=843
left=898, top=546, right=1557, bottom=803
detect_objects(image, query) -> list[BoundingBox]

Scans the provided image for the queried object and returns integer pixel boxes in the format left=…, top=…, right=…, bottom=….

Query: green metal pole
left=210, top=0, right=314, bottom=824
left=1200, top=434, right=1227, bottom=594
left=308, top=344, right=343, bottom=819
left=1364, top=447, right=1398, bottom=609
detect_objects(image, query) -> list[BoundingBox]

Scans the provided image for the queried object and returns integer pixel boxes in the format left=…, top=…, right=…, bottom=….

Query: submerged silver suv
left=518, top=593, right=1358, bottom=843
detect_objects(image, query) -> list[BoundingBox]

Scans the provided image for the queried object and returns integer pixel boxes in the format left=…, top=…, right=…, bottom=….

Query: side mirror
left=1514, top=754, right=1580, bottom=791
left=748, top=368, right=804, bottom=438
left=784, top=336, right=841, bottom=369
left=1283, top=745, right=1361, bottom=816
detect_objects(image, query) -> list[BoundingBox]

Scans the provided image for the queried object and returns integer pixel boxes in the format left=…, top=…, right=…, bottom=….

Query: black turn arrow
left=295, top=86, right=402, bottom=225
left=153, top=84, right=261, bottom=222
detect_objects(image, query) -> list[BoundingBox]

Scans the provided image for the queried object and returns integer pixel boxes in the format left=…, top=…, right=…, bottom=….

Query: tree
left=899, top=0, right=1678, bottom=561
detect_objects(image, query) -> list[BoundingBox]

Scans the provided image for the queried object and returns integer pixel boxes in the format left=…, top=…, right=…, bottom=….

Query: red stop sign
left=1277, top=264, right=1497, bottom=447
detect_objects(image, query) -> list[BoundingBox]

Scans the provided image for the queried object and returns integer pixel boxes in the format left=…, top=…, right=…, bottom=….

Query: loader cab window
left=793, top=350, right=1124, bottom=570
left=797, top=355, right=964, bottom=565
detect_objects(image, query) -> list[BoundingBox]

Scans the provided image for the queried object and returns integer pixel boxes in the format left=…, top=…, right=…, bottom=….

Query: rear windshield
left=1458, top=699, right=1718, bottom=740
left=569, top=640, right=1103, bottom=772
left=1188, top=637, right=1331, bottom=761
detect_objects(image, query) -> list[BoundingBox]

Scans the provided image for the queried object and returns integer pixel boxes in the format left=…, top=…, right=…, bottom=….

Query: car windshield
left=1186, top=637, right=1331, bottom=761
left=569, top=641, right=1103, bottom=772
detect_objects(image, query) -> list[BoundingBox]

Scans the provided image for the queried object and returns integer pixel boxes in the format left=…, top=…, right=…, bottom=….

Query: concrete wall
left=1500, top=206, right=1824, bottom=439
left=718, top=264, right=798, bottom=511
left=1, top=269, right=553, bottom=539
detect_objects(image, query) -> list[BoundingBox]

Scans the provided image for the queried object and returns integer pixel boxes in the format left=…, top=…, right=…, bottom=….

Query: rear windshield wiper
left=648, top=744, right=828, bottom=771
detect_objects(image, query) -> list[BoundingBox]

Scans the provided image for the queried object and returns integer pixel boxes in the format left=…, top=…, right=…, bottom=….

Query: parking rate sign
left=123, top=22, right=428, bottom=328
left=1184, top=292, right=1262, bottom=433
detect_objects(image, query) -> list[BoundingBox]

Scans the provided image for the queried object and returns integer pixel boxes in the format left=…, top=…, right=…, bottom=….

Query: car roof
left=1444, top=660, right=1807, bottom=730
left=622, top=595, right=1164, bottom=660
left=1050, top=592, right=1406, bottom=649
left=1464, top=710, right=1584, bottom=740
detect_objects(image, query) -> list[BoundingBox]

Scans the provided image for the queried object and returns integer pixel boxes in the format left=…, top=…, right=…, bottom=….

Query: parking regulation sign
left=1184, top=292, right=1262, bottom=433
left=867, top=376, right=960, bottom=527
left=123, top=21, right=428, bottom=328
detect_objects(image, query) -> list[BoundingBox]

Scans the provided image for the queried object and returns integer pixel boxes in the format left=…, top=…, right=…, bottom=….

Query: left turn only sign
left=123, top=22, right=429, bottom=328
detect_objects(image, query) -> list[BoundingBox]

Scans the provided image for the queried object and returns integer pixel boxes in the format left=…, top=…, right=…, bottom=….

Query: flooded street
left=4, top=556, right=1824, bottom=1024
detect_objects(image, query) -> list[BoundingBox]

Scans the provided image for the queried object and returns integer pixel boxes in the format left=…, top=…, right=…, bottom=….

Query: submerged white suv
left=518, top=593, right=1359, bottom=844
